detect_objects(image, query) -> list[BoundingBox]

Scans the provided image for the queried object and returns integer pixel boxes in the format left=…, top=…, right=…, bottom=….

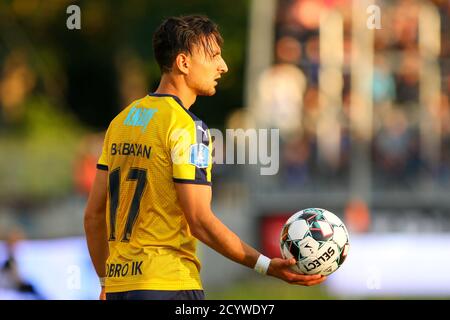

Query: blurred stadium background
left=0, top=0, right=449, bottom=299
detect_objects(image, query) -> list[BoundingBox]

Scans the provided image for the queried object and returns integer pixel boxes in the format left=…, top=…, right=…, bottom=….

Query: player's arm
left=175, top=183, right=326, bottom=286
left=84, top=169, right=109, bottom=298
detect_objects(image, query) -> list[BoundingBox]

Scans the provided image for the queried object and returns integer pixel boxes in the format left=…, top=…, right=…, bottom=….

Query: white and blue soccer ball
left=279, top=208, right=350, bottom=276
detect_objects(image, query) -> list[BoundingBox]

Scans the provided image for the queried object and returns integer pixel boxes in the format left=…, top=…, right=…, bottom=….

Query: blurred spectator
left=254, top=62, right=307, bottom=138
left=253, top=33, right=307, bottom=138
left=276, top=35, right=303, bottom=65
left=281, top=134, right=312, bottom=187
left=373, top=108, right=419, bottom=187
left=395, top=49, right=420, bottom=104
left=291, top=0, right=323, bottom=31
left=373, top=54, right=396, bottom=105
left=302, top=86, right=320, bottom=136
left=391, top=0, right=419, bottom=50
left=317, top=128, right=350, bottom=182
left=304, top=36, right=320, bottom=86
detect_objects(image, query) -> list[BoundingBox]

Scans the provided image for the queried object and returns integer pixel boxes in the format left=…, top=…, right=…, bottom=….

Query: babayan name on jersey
left=111, top=142, right=151, bottom=159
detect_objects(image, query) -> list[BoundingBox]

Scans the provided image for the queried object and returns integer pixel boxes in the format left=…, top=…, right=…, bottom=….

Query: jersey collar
left=148, top=93, right=185, bottom=109
left=148, top=92, right=202, bottom=122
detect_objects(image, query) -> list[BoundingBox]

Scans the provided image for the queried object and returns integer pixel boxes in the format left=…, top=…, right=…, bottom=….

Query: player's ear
left=175, top=53, right=190, bottom=75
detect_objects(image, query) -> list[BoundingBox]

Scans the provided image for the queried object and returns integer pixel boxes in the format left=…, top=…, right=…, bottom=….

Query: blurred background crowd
left=266, top=0, right=449, bottom=192
left=0, top=0, right=449, bottom=299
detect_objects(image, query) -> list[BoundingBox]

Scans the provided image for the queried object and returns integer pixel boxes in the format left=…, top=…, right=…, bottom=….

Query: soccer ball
left=279, top=208, right=350, bottom=276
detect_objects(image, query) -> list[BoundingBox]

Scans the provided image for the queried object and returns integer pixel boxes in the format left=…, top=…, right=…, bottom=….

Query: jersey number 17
left=108, top=168, right=147, bottom=242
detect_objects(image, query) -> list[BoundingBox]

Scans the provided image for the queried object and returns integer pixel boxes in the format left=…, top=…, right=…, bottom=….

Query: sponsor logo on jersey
left=189, top=143, right=210, bottom=168
left=123, top=104, right=157, bottom=132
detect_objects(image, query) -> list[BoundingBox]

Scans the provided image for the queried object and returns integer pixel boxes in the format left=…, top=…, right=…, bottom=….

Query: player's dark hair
left=153, top=15, right=224, bottom=73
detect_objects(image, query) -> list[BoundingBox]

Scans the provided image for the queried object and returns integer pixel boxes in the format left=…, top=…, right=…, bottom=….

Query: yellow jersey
left=97, top=93, right=212, bottom=292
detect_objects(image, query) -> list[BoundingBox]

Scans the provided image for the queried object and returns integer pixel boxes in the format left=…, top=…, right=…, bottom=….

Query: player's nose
left=219, top=57, right=228, bottom=74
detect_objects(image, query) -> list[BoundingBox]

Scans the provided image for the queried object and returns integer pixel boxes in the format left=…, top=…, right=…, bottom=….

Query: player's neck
left=154, top=75, right=197, bottom=110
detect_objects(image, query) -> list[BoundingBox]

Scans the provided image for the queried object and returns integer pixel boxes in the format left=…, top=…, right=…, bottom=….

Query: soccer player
left=84, top=15, right=326, bottom=300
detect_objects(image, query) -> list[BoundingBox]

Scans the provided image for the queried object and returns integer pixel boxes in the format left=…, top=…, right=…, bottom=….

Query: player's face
left=187, top=37, right=228, bottom=96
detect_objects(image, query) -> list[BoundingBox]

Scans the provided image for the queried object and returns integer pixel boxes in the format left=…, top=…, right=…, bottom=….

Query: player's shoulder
left=106, top=93, right=209, bottom=135
left=107, top=96, right=148, bottom=127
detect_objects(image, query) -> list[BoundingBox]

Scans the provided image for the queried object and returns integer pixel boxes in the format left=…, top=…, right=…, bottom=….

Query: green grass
left=204, top=274, right=450, bottom=300
left=204, top=274, right=336, bottom=300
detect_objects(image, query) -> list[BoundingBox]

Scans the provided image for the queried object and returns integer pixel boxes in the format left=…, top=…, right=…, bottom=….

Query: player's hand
left=267, top=258, right=327, bottom=286
left=99, top=286, right=106, bottom=300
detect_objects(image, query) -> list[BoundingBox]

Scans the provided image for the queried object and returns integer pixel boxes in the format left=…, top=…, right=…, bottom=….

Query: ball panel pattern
left=279, top=208, right=350, bottom=276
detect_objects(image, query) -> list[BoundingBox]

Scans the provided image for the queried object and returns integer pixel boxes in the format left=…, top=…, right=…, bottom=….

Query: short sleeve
left=97, top=128, right=110, bottom=171
left=169, top=120, right=212, bottom=185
